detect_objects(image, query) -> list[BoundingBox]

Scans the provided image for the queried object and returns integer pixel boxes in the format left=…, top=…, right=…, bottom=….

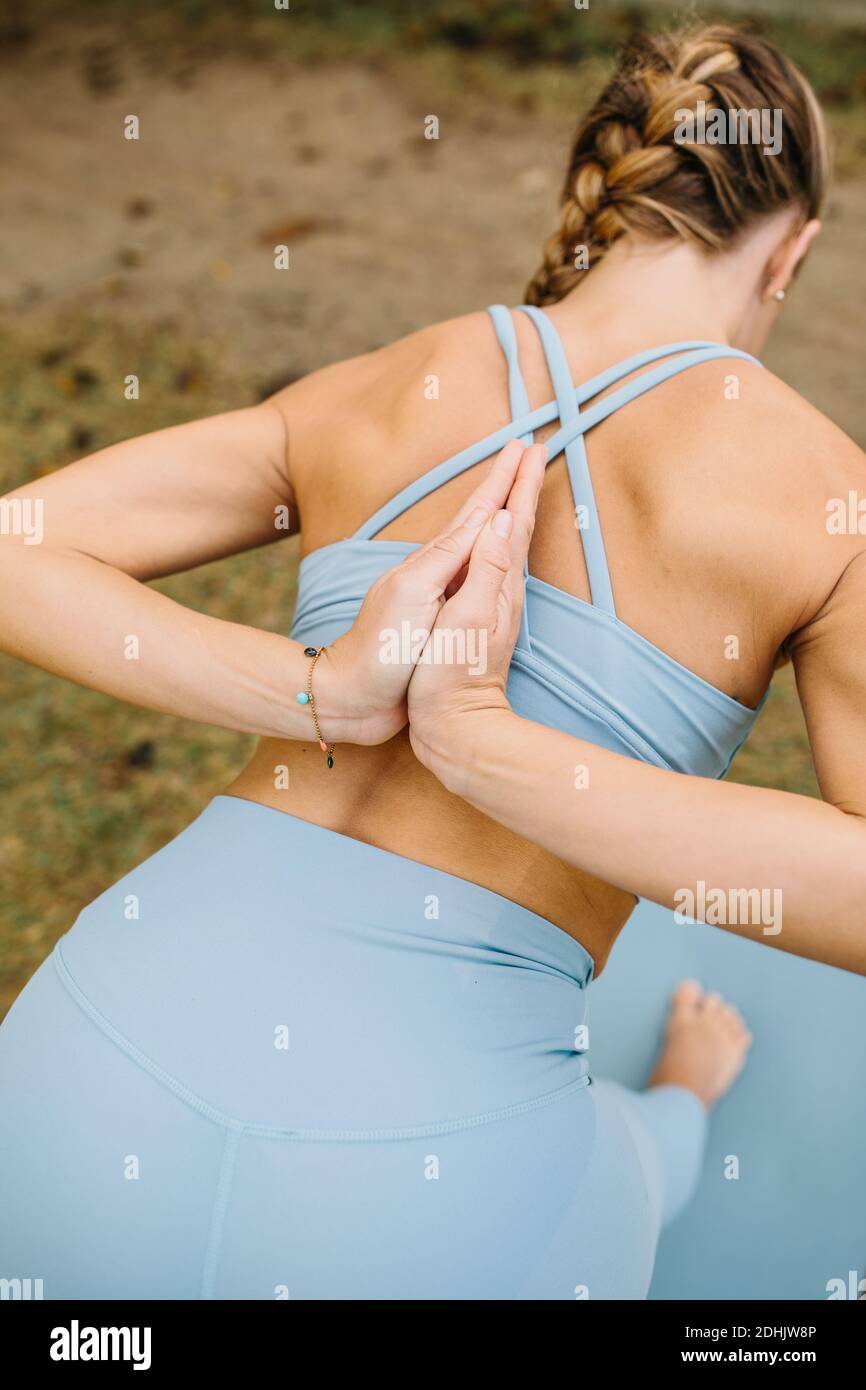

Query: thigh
left=0, top=956, right=223, bottom=1300
left=1, top=967, right=659, bottom=1299
left=213, top=1082, right=656, bottom=1300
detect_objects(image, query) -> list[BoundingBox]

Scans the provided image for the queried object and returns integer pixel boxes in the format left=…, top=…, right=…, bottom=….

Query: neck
left=548, top=235, right=751, bottom=350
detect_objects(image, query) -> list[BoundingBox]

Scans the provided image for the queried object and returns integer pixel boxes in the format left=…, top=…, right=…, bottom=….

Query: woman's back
left=228, top=290, right=865, bottom=970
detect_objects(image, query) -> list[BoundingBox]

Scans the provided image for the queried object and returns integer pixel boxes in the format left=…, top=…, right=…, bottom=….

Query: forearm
left=0, top=545, right=343, bottom=741
left=422, top=708, right=866, bottom=974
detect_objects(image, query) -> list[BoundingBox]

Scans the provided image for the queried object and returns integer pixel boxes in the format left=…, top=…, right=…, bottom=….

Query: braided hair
left=524, top=24, right=829, bottom=306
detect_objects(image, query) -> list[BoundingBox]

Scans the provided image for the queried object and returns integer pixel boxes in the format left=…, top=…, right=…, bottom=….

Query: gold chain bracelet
left=296, top=646, right=335, bottom=768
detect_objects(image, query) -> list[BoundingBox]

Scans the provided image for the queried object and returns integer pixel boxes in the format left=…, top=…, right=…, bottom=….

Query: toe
left=727, top=1005, right=750, bottom=1037
left=672, top=979, right=704, bottom=1013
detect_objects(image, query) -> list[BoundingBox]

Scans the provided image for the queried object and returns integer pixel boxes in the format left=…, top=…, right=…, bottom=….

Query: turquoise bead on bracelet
left=296, top=646, right=336, bottom=768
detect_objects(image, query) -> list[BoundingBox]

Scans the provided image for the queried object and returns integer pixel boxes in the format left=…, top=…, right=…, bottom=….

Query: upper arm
left=1, top=321, right=438, bottom=583
left=0, top=400, right=295, bottom=582
left=791, top=548, right=866, bottom=818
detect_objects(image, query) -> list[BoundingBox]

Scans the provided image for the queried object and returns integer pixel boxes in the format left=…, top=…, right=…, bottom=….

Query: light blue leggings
left=0, top=797, right=705, bottom=1299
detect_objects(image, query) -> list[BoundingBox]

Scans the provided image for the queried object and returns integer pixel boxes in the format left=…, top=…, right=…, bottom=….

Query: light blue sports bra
left=291, top=305, right=770, bottom=779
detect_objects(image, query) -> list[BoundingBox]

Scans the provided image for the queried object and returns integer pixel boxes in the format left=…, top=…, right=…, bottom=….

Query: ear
left=762, top=218, right=821, bottom=301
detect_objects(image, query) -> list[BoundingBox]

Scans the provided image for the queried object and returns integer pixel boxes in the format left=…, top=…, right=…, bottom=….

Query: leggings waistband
left=211, top=796, right=595, bottom=988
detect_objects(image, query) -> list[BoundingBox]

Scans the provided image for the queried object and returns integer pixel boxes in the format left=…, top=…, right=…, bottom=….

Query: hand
left=407, top=442, right=547, bottom=783
left=317, top=438, right=529, bottom=745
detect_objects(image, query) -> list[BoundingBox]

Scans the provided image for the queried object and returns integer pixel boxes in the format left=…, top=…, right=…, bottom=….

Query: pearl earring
left=774, top=289, right=786, bottom=302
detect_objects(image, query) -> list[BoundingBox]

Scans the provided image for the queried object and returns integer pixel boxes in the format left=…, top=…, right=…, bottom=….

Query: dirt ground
left=1, top=19, right=864, bottom=441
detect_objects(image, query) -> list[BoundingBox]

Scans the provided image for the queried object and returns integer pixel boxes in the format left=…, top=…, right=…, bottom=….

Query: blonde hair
left=525, top=24, right=830, bottom=306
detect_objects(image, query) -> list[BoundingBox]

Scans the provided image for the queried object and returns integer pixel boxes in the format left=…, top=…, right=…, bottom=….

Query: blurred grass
left=4, top=1, right=865, bottom=173
left=0, top=0, right=833, bottom=1016
left=7, top=0, right=866, bottom=107
left=0, top=313, right=300, bottom=1016
left=10, top=0, right=866, bottom=77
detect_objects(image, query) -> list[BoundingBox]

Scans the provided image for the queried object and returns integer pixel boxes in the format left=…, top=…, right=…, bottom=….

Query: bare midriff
left=224, top=726, right=636, bottom=975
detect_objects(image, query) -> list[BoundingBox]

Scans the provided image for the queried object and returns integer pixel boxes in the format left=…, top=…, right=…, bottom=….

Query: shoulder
left=673, top=355, right=865, bottom=528
left=699, top=356, right=860, bottom=456
left=271, top=311, right=496, bottom=436
left=269, top=310, right=510, bottom=511
left=635, top=353, right=866, bottom=643
left=736, top=366, right=866, bottom=633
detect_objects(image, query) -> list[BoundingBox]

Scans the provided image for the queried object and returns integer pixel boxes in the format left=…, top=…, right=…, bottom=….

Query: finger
left=493, top=443, right=547, bottom=632
left=449, top=437, right=525, bottom=529
left=399, top=508, right=496, bottom=601
left=443, top=560, right=469, bottom=599
left=442, top=439, right=542, bottom=603
left=401, top=439, right=526, bottom=598
left=449, top=508, right=514, bottom=620
left=446, top=440, right=546, bottom=622
left=413, top=436, right=524, bottom=566
left=503, top=442, right=547, bottom=560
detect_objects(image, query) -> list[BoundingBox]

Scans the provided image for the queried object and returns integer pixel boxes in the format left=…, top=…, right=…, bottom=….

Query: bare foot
left=648, top=980, right=752, bottom=1111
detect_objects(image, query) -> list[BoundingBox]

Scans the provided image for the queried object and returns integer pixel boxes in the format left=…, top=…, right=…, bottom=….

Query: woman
left=1, top=24, right=862, bottom=1299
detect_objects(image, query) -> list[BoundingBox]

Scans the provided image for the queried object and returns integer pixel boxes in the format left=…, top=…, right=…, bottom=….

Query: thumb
left=399, top=505, right=491, bottom=600
left=452, top=509, right=514, bottom=619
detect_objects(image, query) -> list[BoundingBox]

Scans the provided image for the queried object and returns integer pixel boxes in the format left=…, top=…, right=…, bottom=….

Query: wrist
left=306, top=643, right=342, bottom=740
left=294, top=638, right=403, bottom=747
left=411, top=703, right=520, bottom=799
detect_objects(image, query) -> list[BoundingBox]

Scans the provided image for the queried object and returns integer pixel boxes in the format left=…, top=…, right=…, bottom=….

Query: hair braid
left=524, top=24, right=830, bottom=307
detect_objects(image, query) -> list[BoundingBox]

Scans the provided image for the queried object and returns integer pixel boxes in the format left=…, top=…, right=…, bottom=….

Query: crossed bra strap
left=488, top=304, right=534, bottom=448
left=352, top=306, right=761, bottom=627
left=518, top=304, right=615, bottom=614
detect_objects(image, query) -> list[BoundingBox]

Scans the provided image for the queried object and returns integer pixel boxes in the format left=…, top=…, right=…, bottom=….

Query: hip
left=46, top=795, right=597, bottom=1132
